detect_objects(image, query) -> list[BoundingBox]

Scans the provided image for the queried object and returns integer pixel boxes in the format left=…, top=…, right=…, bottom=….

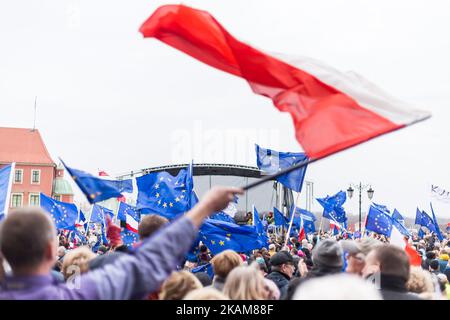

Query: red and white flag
left=390, top=225, right=422, bottom=266
left=140, top=5, right=430, bottom=159
left=125, top=213, right=139, bottom=233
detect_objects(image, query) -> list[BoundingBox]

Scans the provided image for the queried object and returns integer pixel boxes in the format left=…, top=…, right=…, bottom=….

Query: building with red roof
left=0, top=127, right=73, bottom=209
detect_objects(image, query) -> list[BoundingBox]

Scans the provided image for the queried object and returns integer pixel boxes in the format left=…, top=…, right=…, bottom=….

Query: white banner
left=431, top=184, right=450, bottom=203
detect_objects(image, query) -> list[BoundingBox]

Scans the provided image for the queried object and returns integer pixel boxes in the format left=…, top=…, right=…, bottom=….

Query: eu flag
left=253, top=206, right=269, bottom=248
left=0, top=163, right=14, bottom=220
left=210, top=211, right=235, bottom=223
left=121, top=228, right=139, bottom=248
left=40, top=193, right=78, bottom=230
left=391, top=209, right=411, bottom=237
left=137, top=165, right=195, bottom=220
left=199, top=219, right=262, bottom=255
left=415, top=208, right=438, bottom=235
left=255, top=144, right=308, bottom=192
left=117, top=201, right=139, bottom=222
left=365, top=204, right=392, bottom=237
left=293, top=207, right=317, bottom=234
left=61, top=159, right=132, bottom=204
left=90, top=204, right=114, bottom=223
left=429, top=202, right=444, bottom=241
left=273, top=207, right=289, bottom=227
left=317, top=191, right=347, bottom=224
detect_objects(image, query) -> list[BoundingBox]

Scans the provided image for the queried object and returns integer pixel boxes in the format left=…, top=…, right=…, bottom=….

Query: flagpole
left=284, top=192, right=301, bottom=248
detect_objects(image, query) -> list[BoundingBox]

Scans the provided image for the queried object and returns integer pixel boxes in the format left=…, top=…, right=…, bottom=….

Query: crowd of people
left=0, top=186, right=449, bottom=300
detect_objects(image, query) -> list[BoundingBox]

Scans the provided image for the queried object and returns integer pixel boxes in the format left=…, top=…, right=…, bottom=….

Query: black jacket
left=379, top=274, right=422, bottom=300
left=266, top=271, right=290, bottom=297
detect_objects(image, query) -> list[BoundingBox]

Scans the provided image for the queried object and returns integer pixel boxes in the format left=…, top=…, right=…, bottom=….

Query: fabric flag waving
left=137, top=166, right=195, bottom=220
left=253, top=205, right=269, bottom=248
left=390, top=209, right=411, bottom=237
left=390, top=225, right=422, bottom=266
left=0, top=163, right=15, bottom=220
left=90, top=204, right=114, bottom=224
left=292, top=207, right=316, bottom=234
left=273, top=207, right=289, bottom=227
left=316, top=191, right=347, bottom=226
left=117, top=202, right=140, bottom=233
left=415, top=208, right=439, bottom=235
left=199, top=219, right=262, bottom=255
left=255, top=144, right=308, bottom=192
left=140, top=4, right=430, bottom=159
left=391, top=208, right=405, bottom=225
left=365, top=204, right=393, bottom=237
left=61, top=159, right=132, bottom=204
left=40, top=193, right=78, bottom=230
left=429, top=202, right=444, bottom=241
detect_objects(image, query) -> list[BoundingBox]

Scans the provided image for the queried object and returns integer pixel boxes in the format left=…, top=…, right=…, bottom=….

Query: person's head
left=97, top=246, right=108, bottom=255
left=211, top=250, right=242, bottom=280
left=138, top=214, right=169, bottom=240
left=61, top=246, right=96, bottom=280
left=270, top=251, right=295, bottom=278
left=223, top=263, right=269, bottom=300
left=268, top=244, right=276, bottom=252
left=293, top=274, right=382, bottom=300
left=160, top=271, right=202, bottom=300
left=0, top=208, right=57, bottom=275
left=264, top=278, right=280, bottom=300
left=312, top=239, right=343, bottom=270
left=199, top=244, right=208, bottom=253
left=362, top=245, right=410, bottom=282
left=426, top=251, right=436, bottom=260
left=406, top=266, right=434, bottom=299
left=193, top=272, right=212, bottom=287
left=57, top=246, right=66, bottom=258
left=183, top=288, right=229, bottom=300
left=429, top=259, right=440, bottom=272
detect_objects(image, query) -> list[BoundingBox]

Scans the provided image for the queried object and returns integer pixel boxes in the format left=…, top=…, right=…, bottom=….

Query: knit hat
left=312, top=239, right=343, bottom=269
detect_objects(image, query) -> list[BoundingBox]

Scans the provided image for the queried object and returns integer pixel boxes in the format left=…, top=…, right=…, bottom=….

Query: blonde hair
left=211, top=250, right=242, bottom=279
left=406, top=267, right=434, bottom=299
left=61, top=246, right=96, bottom=280
left=160, top=271, right=202, bottom=300
left=183, top=288, right=229, bottom=300
left=223, top=263, right=268, bottom=300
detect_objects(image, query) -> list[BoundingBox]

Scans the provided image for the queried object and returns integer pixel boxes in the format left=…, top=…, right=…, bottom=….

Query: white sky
left=1, top=0, right=450, bottom=219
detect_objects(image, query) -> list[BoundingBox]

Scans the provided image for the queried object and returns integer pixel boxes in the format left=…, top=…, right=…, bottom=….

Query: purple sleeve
left=83, top=216, right=197, bottom=299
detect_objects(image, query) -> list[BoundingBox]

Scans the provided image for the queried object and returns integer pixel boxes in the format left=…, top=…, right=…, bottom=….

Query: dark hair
left=429, top=259, right=440, bottom=271
left=374, top=245, right=410, bottom=282
left=0, top=208, right=55, bottom=271
left=138, top=214, right=169, bottom=239
left=425, top=251, right=436, bottom=260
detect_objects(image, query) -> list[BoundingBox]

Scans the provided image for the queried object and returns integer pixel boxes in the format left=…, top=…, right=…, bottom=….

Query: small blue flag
left=137, top=165, right=195, bottom=220
left=418, top=227, right=425, bottom=239
left=61, top=159, right=132, bottom=204
left=0, top=163, right=14, bottom=220
left=429, top=202, right=444, bottom=241
left=117, top=201, right=139, bottom=223
left=365, top=204, right=393, bottom=237
left=317, top=191, right=347, bottom=225
left=273, top=207, right=289, bottom=227
left=255, top=144, right=308, bottom=192
left=90, top=204, right=114, bottom=223
left=391, top=209, right=411, bottom=237
left=121, top=228, right=139, bottom=248
left=40, top=193, right=78, bottom=230
left=415, top=208, right=439, bottom=235
left=210, top=211, right=235, bottom=223
left=253, top=205, right=269, bottom=248
left=199, top=219, right=262, bottom=255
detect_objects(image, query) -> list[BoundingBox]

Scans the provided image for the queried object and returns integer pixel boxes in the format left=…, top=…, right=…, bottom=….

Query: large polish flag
left=140, top=5, right=430, bottom=159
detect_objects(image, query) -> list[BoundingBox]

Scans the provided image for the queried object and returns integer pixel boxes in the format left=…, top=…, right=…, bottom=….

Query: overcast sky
left=1, top=0, right=450, bottom=218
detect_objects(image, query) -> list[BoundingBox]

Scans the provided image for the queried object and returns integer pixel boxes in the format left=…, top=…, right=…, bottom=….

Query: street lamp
left=347, top=183, right=375, bottom=232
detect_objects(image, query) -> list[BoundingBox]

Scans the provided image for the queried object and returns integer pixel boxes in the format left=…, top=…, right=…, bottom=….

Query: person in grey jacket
left=0, top=186, right=242, bottom=300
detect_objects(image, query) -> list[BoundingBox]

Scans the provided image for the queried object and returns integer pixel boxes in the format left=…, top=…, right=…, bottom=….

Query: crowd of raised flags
left=0, top=142, right=448, bottom=258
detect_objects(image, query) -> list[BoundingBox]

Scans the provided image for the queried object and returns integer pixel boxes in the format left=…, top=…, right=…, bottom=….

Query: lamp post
left=347, top=183, right=374, bottom=232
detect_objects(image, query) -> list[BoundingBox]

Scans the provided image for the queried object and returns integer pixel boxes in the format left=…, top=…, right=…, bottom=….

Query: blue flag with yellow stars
left=40, top=193, right=78, bottom=230
left=60, top=159, right=132, bottom=204
left=391, top=208, right=411, bottom=237
left=90, top=204, right=114, bottom=223
left=136, top=164, right=195, bottom=220
left=253, top=205, right=269, bottom=248
left=255, top=144, right=308, bottom=192
left=415, top=208, right=439, bottom=236
left=273, top=207, right=289, bottom=227
left=121, top=228, right=139, bottom=248
left=316, top=191, right=347, bottom=224
left=429, top=202, right=444, bottom=241
left=292, top=207, right=317, bottom=234
left=365, top=204, right=392, bottom=237
left=199, top=219, right=262, bottom=255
